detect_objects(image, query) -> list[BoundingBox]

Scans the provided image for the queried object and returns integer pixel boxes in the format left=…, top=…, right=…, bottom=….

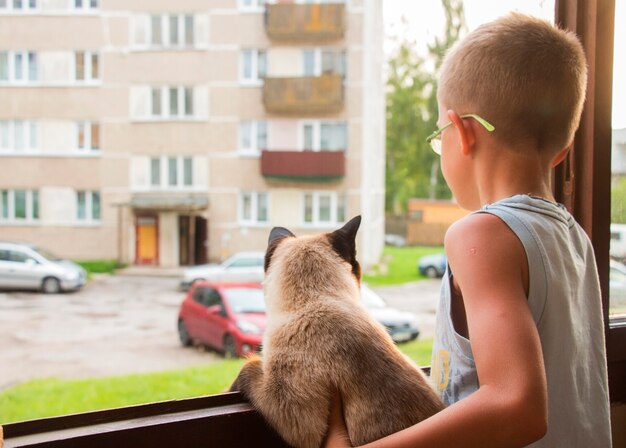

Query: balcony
left=261, top=150, right=345, bottom=182
left=262, top=74, right=344, bottom=115
left=264, top=3, right=345, bottom=42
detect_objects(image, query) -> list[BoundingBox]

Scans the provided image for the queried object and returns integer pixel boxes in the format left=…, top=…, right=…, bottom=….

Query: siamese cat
left=230, top=216, right=444, bottom=448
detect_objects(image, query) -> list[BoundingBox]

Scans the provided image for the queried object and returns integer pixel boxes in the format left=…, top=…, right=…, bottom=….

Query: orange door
left=136, top=215, right=158, bottom=265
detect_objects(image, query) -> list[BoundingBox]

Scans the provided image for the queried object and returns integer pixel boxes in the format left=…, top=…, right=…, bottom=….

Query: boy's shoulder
left=445, top=211, right=527, bottom=271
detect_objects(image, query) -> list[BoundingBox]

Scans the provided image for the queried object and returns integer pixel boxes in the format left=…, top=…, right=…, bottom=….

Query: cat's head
left=263, top=216, right=362, bottom=308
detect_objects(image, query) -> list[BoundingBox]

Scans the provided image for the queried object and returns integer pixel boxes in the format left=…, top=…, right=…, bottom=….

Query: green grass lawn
left=74, top=260, right=124, bottom=276
left=363, top=245, right=444, bottom=286
left=0, top=339, right=433, bottom=424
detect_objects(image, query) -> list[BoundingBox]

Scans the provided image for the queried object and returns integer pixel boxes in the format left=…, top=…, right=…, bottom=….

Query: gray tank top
left=430, top=195, right=611, bottom=447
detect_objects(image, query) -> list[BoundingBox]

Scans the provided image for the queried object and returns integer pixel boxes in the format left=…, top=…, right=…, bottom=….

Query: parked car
left=178, top=281, right=266, bottom=357
left=361, top=284, right=420, bottom=343
left=179, top=251, right=265, bottom=290
left=0, top=241, right=87, bottom=293
left=384, top=234, right=407, bottom=247
left=417, top=252, right=447, bottom=278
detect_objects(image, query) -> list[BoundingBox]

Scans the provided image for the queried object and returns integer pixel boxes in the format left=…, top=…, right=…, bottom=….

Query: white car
left=361, top=284, right=420, bottom=343
left=179, top=251, right=265, bottom=290
left=0, top=241, right=87, bottom=293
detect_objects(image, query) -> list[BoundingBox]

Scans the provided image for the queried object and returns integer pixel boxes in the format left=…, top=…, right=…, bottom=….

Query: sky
left=383, top=0, right=626, bottom=129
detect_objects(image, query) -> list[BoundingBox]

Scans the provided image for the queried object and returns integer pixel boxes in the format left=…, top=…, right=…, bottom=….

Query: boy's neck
left=474, top=145, right=556, bottom=208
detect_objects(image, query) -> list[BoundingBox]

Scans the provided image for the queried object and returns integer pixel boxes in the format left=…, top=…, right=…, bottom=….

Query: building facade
left=0, top=0, right=385, bottom=268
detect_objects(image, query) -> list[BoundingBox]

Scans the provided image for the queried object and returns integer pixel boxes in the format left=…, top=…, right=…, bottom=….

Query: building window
left=0, top=120, right=38, bottom=152
left=301, top=121, right=347, bottom=151
left=150, top=157, right=161, bottom=187
left=73, top=0, right=98, bottom=11
left=150, top=86, right=194, bottom=119
left=240, top=192, right=269, bottom=225
left=0, top=189, right=39, bottom=223
left=149, top=156, right=194, bottom=190
left=303, top=191, right=345, bottom=226
left=76, top=190, right=100, bottom=222
left=239, top=120, right=267, bottom=155
left=150, top=14, right=195, bottom=48
left=238, top=0, right=265, bottom=12
left=0, top=0, right=38, bottom=11
left=302, top=48, right=346, bottom=78
left=0, top=51, right=37, bottom=83
left=74, top=51, right=99, bottom=82
left=240, top=49, right=267, bottom=84
left=76, top=122, right=100, bottom=152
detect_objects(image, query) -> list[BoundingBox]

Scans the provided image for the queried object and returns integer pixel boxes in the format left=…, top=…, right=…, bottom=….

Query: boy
left=324, top=12, right=611, bottom=447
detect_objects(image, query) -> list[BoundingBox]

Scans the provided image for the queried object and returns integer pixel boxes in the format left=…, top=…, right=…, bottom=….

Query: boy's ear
left=448, top=110, right=476, bottom=155
left=551, top=144, right=571, bottom=168
left=328, top=216, right=362, bottom=281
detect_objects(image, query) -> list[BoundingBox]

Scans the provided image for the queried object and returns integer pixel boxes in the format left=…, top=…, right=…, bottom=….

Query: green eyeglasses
left=426, top=114, right=495, bottom=155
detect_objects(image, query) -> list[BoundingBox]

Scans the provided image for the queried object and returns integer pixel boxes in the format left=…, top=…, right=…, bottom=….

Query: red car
left=177, top=281, right=266, bottom=357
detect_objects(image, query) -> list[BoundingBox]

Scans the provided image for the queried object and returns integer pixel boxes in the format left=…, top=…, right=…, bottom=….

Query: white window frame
left=149, top=86, right=194, bottom=120
left=73, top=51, right=99, bottom=83
left=239, top=120, right=267, bottom=156
left=0, top=0, right=39, bottom=13
left=302, top=48, right=346, bottom=78
left=299, top=120, right=347, bottom=151
left=76, top=190, right=101, bottom=223
left=239, top=49, right=267, bottom=85
left=76, top=121, right=100, bottom=152
left=238, top=0, right=265, bottom=12
left=0, top=189, right=39, bottom=223
left=302, top=191, right=346, bottom=227
left=0, top=120, right=38, bottom=153
left=239, top=191, right=269, bottom=226
left=149, top=14, right=195, bottom=48
left=0, top=50, right=38, bottom=84
left=72, top=0, right=99, bottom=11
left=148, top=156, right=194, bottom=190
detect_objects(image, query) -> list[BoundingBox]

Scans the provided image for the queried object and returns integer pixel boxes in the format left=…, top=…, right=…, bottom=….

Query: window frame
left=149, top=13, right=195, bottom=49
left=72, top=0, right=98, bottom=12
left=0, top=120, right=39, bottom=152
left=76, top=121, right=100, bottom=152
left=239, top=191, right=269, bottom=226
left=0, top=0, right=38, bottom=12
left=238, top=120, right=267, bottom=156
left=554, top=0, right=624, bottom=402
left=0, top=189, right=39, bottom=223
left=302, top=191, right=346, bottom=227
left=299, top=120, right=347, bottom=151
left=149, top=86, right=195, bottom=120
left=76, top=190, right=101, bottom=223
left=73, top=51, right=100, bottom=83
left=239, top=49, right=267, bottom=85
left=302, top=48, right=346, bottom=78
left=0, top=50, right=37, bottom=84
left=148, top=156, right=195, bottom=190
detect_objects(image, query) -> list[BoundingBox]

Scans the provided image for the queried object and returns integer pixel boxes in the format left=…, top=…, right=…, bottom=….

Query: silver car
left=0, top=241, right=87, bottom=293
left=179, top=251, right=265, bottom=290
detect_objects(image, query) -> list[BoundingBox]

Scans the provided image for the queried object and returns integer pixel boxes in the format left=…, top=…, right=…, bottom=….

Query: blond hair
left=438, top=12, right=587, bottom=153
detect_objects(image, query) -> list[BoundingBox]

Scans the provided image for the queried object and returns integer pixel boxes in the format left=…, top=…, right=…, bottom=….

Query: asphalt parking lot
left=0, top=274, right=440, bottom=389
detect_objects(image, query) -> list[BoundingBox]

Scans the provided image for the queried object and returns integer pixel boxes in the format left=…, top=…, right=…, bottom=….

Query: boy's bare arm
left=325, top=213, right=547, bottom=448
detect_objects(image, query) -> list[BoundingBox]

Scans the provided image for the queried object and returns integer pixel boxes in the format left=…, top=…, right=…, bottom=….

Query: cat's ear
left=265, top=227, right=295, bottom=272
left=329, top=216, right=361, bottom=280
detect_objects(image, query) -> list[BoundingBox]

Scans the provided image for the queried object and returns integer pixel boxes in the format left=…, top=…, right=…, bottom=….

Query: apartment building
left=0, top=0, right=385, bottom=269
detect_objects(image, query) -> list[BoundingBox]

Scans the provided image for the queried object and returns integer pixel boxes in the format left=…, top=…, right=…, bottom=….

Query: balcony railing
left=263, top=74, right=344, bottom=115
left=261, top=150, right=345, bottom=182
left=264, top=3, right=345, bottom=42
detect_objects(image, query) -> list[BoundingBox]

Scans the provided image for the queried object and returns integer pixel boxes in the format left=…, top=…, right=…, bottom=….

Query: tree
left=385, top=0, right=466, bottom=213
